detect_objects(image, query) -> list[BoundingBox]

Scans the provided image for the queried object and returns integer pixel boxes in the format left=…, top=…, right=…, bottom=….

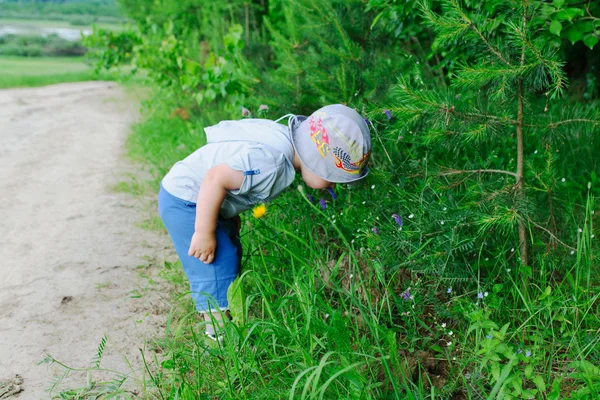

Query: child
left=158, top=104, right=371, bottom=340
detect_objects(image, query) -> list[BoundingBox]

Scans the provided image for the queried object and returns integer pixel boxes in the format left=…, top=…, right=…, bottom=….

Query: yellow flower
left=252, top=203, right=267, bottom=219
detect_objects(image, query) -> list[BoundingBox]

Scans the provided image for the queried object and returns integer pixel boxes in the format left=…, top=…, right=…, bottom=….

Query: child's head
left=290, top=104, right=371, bottom=189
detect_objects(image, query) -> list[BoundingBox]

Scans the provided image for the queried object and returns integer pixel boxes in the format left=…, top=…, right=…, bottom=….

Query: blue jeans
left=158, top=185, right=241, bottom=312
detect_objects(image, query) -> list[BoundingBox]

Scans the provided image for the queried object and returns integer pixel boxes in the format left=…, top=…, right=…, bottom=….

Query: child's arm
left=188, top=164, right=244, bottom=264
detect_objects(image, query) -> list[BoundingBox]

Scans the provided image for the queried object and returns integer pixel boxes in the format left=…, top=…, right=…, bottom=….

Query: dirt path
left=0, top=82, right=168, bottom=399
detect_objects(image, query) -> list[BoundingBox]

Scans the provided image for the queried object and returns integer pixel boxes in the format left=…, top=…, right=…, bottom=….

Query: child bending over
left=158, top=104, right=371, bottom=340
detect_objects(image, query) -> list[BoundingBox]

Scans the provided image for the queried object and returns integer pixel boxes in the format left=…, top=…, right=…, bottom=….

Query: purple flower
left=392, top=214, right=403, bottom=227
left=517, top=349, right=523, bottom=354
left=400, top=288, right=412, bottom=301
left=241, top=107, right=251, bottom=117
left=307, top=194, right=314, bottom=203
left=486, top=334, right=492, bottom=339
left=477, top=292, right=484, bottom=299
left=525, top=350, right=531, bottom=357
left=319, top=198, right=326, bottom=210
left=364, top=118, right=370, bottom=126
left=447, top=287, right=452, bottom=294
left=384, top=109, right=392, bottom=120
left=327, top=187, right=337, bottom=200
left=258, top=104, right=269, bottom=111
left=371, top=227, right=379, bottom=235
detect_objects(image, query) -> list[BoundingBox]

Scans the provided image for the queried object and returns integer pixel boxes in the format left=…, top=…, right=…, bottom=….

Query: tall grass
left=118, top=102, right=599, bottom=399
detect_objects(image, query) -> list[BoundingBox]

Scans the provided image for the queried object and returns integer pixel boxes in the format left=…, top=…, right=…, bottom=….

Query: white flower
left=452, top=357, right=456, bottom=361
left=448, top=331, right=454, bottom=336
left=371, top=185, right=376, bottom=189
left=440, top=220, right=445, bottom=225
left=484, top=292, right=489, bottom=297
left=534, top=150, right=538, bottom=154
left=570, top=250, right=575, bottom=255
left=578, top=228, right=583, bottom=233
left=443, top=207, right=447, bottom=211
left=561, top=178, right=566, bottom=182
left=362, top=201, right=366, bottom=204
left=258, top=104, right=269, bottom=111
left=409, top=214, right=414, bottom=219
left=511, top=248, right=515, bottom=252
left=441, top=323, right=447, bottom=328
left=447, top=341, right=452, bottom=347
left=592, top=234, right=596, bottom=238
left=485, top=257, right=489, bottom=261
left=349, top=274, right=354, bottom=279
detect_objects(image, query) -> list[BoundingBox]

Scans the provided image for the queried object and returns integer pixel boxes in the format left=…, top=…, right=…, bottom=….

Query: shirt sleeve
left=226, top=147, right=280, bottom=199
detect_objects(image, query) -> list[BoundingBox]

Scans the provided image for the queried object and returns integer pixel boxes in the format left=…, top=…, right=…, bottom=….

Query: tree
left=387, top=0, right=599, bottom=292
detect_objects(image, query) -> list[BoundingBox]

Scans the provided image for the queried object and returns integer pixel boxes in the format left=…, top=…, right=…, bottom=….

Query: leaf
left=227, top=275, right=246, bottom=326
left=564, top=25, right=584, bottom=44
left=533, top=375, right=547, bottom=392
left=552, top=0, right=565, bottom=7
left=583, top=34, right=599, bottom=49
left=549, top=20, right=562, bottom=36
left=564, top=8, right=584, bottom=21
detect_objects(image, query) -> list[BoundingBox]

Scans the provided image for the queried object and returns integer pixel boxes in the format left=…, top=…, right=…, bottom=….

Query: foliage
left=71, top=0, right=600, bottom=398
left=0, top=0, right=125, bottom=24
left=0, top=33, right=86, bottom=57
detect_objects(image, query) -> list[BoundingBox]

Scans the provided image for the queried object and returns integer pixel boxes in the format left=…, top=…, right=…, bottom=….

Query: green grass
left=0, top=56, right=134, bottom=88
left=83, top=101, right=598, bottom=399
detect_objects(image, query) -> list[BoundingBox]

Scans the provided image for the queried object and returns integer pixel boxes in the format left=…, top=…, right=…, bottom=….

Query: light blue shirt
left=161, top=119, right=296, bottom=218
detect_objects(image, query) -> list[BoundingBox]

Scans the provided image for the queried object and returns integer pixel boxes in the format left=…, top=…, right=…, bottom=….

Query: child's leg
left=158, top=185, right=240, bottom=317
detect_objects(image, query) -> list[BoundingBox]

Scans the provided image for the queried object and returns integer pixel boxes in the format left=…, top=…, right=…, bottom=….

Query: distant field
left=0, top=56, right=97, bottom=88
left=0, top=56, right=140, bottom=89
left=0, top=17, right=125, bottom=32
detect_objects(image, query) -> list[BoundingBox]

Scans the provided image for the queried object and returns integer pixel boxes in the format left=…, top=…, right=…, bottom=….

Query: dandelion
left=447, top=287, right=452, bottom=294
left=384, top=109, right=392, bottom=120
left=252, top=203, right=267, bottom=218
left=525, top=350, right=531, bottom=357
left=319, top=198, right=327, bottom=210
left=258, top=104, right=269, bottom=111
left=241, top=107, right=251, bottom=117
left=392, top=214, right=403, bottom=227
left=408, top=214, right=414, bottom=219
left=400, top=288, right=412, bottom=301
left=372, top=227, right=379, bottom=235
left=477, top=292, right=484, bottom=299
left=327, top=187, right=337, bottom=200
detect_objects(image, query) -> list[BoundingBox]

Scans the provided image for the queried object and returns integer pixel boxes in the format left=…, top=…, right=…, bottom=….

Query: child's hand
left=188, top=231, right=217, bottom=264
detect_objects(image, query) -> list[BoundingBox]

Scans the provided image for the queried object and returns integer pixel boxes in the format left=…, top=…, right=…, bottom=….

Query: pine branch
left=440, top=168, right=518, bottom=178
left=445, top=0, right=511, bottom=66
left=530, top=220, right=576, bottom=251
left=546, top=118, right=600, bottom=129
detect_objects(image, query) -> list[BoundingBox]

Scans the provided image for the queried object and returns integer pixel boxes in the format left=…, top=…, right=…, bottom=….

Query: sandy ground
left=0, top=82, right=170, bottom=399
